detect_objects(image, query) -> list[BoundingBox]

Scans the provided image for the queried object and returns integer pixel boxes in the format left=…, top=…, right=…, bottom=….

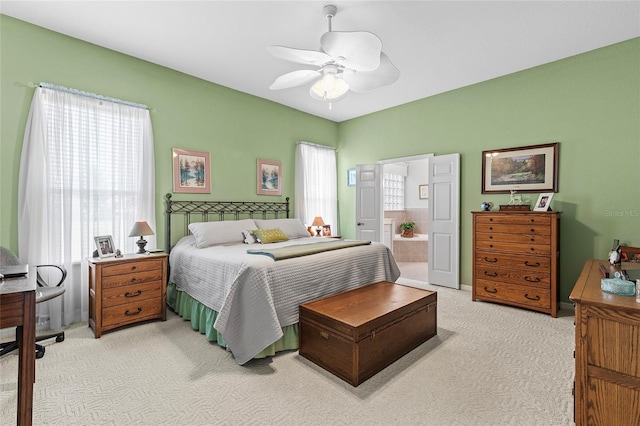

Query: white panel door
left=355, top=164, right=381, bottom=242
left=428, top=153, right=460, bottom=289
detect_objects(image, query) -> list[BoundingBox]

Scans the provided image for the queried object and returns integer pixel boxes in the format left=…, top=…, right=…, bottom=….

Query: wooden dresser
left=570, top=259, right=640, bottom=425
left=472, top=211, right=560, bottom=317
left=87, top=253, right=167, bottom=337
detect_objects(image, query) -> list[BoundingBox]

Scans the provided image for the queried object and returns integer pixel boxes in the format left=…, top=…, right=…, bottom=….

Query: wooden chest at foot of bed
left=299, top=281, right=437, bottom=386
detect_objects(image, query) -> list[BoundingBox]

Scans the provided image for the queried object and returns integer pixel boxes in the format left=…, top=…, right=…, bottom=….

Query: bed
left=165, top=194, right=400, bottom=364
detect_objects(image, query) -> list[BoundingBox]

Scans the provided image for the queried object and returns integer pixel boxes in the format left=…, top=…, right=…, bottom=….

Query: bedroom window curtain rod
left=27, top=81, right=154, bottom=112
left=297, top=141, right=337, bottom=151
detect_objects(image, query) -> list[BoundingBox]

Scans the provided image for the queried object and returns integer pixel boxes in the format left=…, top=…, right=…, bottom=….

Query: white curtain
left=18, top=86, right=155, bottom=329
left=295, top=142, right=337, bottom=232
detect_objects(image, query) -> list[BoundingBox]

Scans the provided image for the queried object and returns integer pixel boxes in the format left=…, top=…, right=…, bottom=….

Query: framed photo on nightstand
left=94, top=235, right=116, bottom=258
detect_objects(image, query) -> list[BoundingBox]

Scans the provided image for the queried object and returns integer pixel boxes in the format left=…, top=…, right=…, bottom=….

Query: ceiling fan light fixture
left=310, top=66, right=350, bottom=102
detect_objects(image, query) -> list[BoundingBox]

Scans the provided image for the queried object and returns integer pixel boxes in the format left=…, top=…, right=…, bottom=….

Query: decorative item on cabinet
left=471, top=211, right=561, bottom=317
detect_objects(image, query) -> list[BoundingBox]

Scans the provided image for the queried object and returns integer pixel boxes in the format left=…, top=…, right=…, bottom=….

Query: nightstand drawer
left=102, top=269, right=164, bottom=289
left=475, top=214, right=551, bottom=226
left=102, top=259, right=163, bottom=277
left=102, top=298, right=162, bottom=327
left=102, top=280, right=162, bottom=308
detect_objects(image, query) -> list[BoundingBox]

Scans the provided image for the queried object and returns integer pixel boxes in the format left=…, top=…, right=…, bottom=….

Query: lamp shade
left=128, top=221, right=154, bottom=237
left=311, top=216, right=325, bottom=227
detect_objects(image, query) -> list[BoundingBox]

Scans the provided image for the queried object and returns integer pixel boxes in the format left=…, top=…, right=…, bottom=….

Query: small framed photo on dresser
left=94, top=235, right=116, bottom=258
left=533, top=193, right=554, bottom=211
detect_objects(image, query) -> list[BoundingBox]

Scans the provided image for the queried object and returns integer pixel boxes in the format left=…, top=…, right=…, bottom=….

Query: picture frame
left=482, top=142, right=559, bottom=194
left=419, top=184, right=429, bottom=199
left=347, top=168, right=356, bottom=187
left=322, top=224, right=332, bottom=237
left=533, top=193, right=554, bottom=211
left=94, top=235, right=116, bottom=258
left=172, top=148, right=211, bottom=193
left=257, top=159, right=282, bottom=196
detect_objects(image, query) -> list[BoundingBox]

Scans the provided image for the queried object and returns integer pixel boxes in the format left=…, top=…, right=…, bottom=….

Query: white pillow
left=254, top=218, right=310, bottom=239
left=188, top=219, right=257, bottom=248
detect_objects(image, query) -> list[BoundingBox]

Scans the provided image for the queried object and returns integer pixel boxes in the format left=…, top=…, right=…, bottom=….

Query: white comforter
left=169, top=236, right=400, bottom=364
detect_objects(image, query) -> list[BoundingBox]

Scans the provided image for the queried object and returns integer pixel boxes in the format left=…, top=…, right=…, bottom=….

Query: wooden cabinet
left=570, top=259, right=640, bottom=425
left=472, top=211, right=560, bottom=317
left=88, top=253, right=167, bottom=337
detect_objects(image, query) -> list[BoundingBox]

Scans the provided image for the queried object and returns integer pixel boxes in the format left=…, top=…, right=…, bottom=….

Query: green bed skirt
left=166, top=283, right=299, bottom=359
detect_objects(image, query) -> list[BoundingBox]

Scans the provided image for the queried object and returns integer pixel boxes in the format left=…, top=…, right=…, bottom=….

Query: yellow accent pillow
left=252, top=228, right=289, bottom=244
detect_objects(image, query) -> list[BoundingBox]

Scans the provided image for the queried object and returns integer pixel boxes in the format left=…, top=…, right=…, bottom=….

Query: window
left=294, top=142, right=337, bottom=232
left=19, top=85, right=155, bottom=328
left=383, top=173, right=405, bottom=210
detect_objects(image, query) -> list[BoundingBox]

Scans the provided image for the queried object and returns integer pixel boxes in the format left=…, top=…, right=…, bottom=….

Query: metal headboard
left=165, top=193, right=290, bottom=253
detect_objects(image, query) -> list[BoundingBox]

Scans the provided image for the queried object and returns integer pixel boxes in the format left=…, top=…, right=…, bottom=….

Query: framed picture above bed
left=257, top=159, right=282, bottom=196
left=482, top=142, right=559, bottom=194
left=172, top=148, right=211, bottom=193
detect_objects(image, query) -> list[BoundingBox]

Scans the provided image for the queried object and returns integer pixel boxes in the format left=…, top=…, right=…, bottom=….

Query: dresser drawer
left=102, top=280, right=162, bottom=308
left=475, top=223, right=551, bottom=236
left=475, top=241, right=551, bottom=255
left=102, top=259, right=164, bottom=277
left=102, top=269, right=164, bottom=289
left=475, top=252, right=550, bottom=270
left=475, top=280, right=550, bottom=310
left=475, top=266, right=550, bottom=289
left=102, top=297, right=163, bottom=327
left=475, top=231, right=551, bottom=245
left=475, top=214, right=551, bottom=226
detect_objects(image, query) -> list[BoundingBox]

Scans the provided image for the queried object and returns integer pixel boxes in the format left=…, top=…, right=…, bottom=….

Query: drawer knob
left=484, top=257, right=498, bottom=263
left=319, top=331, right=329, bottom=340
left=125, top=290, right=142, bottom=298
left=524, top=293, right=540, bottom=301
left=125, top=307, right=143, bottom=316
left=484, top=286, right=497, bottom=294
left=130, top=277, right=137, bottom=283
left=524, top=261, right=541, bottom=267
left=525, top=276, right=541, bottom=283
left=530, top=228, right=535, bottom=232
left=530, top=238, right=535, bottom=242
left=489, top=226, right=493, bottom=230
left=131, top=266, right=137, bottom=270
left=484, top=271, right=498, bottom=277
left=489, top=236, right=493, bottom=239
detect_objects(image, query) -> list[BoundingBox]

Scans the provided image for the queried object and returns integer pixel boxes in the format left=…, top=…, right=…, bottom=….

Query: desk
left=570, top=260, right=640, bottom=425
left=0, top=268, right=36, bottom=426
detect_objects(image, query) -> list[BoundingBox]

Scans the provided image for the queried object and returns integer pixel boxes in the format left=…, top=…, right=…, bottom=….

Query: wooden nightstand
left=87, top=253, right=167, bottom=338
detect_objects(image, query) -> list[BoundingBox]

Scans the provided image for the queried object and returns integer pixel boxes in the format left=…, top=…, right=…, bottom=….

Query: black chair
left=0, top=246, right=66, bottom=359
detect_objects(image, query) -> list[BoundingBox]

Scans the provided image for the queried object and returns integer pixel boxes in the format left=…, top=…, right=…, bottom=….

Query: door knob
left=357, top=222, right=364, bottom=226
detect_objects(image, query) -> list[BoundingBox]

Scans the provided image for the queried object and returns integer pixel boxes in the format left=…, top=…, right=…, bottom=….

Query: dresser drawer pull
left=524, top=293, right=540, bottom=301
left=125, top=307, right=143, bottom=316
left=530, top=228, right=535, bottom=232
left=484, top=286, right=497, bottom=294
left=484, top=271, right=498, bottom=277
left=130, top=277, right=137, bottom=283
left=524, top=261, right=540, bottom=267
left=524, top=276, right=541, bottom=283
left=319, top=331, right=329, bottom=340
left=484, top=257, right=498, bottom=263
left=131, top=266, right=137, bottom=271
left=124, top=290, right=142, bottom=298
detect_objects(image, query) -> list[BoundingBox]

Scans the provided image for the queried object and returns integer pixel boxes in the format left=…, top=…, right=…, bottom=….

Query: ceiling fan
left=267, top=4, right=400, bottom=108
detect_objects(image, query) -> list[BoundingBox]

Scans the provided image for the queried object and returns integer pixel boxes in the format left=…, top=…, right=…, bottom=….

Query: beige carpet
left=1, top=279, right=575, bottom=425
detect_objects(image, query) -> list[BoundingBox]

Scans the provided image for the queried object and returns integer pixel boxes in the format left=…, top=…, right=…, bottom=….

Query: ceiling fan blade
left=267, top=46, right=332, bottom=66
left=320, top=31, right=382, bottom=71
left=269, top=70, right=321, bottom=90
left=342, top=52, right=400, bottom=93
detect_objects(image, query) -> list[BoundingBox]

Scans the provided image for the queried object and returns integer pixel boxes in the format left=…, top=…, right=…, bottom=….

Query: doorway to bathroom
left=380, top=154, right=432, bottom=283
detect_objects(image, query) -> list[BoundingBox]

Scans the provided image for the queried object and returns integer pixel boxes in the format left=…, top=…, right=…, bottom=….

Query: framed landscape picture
left=482, top=142, right=558, bottom=194
left=172, top=148, right=211, bottom=193
left=257, top=159, right=282, bottom=196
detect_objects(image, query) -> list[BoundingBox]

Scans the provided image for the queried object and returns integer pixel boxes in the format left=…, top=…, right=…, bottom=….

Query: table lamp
left=311, top=216, right=325, bottom=237
left=129, top=221, right=154, bottom=254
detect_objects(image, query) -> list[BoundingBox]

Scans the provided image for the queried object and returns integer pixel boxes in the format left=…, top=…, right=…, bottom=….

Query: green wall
left=0, top=15, right=338, bottom=251
left=2, top=15, right=639, bottom=304
left=337, top=38, right=640, bottom=301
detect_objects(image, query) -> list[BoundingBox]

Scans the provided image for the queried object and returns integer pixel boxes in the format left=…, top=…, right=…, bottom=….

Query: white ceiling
left=2, top=1, right=639, bottom=122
